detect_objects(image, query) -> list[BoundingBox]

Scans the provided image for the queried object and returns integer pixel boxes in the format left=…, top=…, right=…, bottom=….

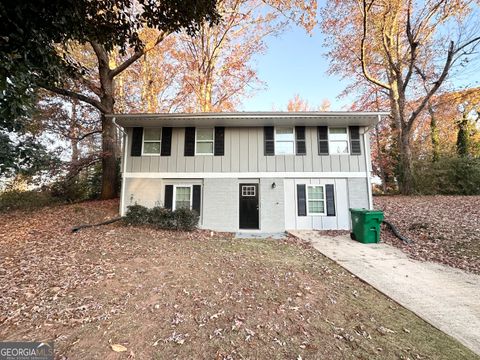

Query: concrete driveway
left=289, top=231, right=480, bottom=355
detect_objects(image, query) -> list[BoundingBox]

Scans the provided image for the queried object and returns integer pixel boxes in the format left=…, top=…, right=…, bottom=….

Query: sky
left=240, top=21, right=480, bottom=112
left=240, top=25, right=356, bottom=112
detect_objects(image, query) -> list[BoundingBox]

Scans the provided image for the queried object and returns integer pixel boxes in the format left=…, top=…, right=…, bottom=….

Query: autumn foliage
left=321, top=0, right=480, bottom=194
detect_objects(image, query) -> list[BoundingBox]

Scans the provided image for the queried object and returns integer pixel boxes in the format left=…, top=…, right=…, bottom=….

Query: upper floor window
left=196, top=128, right=214, bottom=155
left=143, top=128, right=162, bottom=155
left=329, top=127, right=349, bottom=154
left=275, top=127, right=295, bottom=155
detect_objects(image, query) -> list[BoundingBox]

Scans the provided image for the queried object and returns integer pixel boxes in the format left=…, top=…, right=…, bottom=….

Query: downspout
left=112, top=117, right=128, bottom=216
left=363, top=116, right=376, bottom=210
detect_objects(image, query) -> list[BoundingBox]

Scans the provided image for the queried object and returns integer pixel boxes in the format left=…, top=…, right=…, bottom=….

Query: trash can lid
left=349, top=208, right=384, bottom=215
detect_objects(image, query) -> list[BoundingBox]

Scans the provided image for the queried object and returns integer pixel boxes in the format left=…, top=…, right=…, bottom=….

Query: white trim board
left=124, top=172, right=368, bottom=179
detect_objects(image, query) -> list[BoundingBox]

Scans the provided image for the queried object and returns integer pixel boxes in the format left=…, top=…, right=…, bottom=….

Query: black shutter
left=214, top=127, right=225, bottom=156
left=297, top=184, right=307, bottom=216
left=295, top=126, right=306, bottom=155
left=192, top=185, right=201, bottom=214
left=131, top=127, right=143, bottom=156
left=264, top=126, right=275, bottom=156
left=325, top=184, right=336, bottom=216
left=161, top=127, right=172, bottom=156
left=164, top=185, right=173, bottom=210
left=318, top=126, right=329, bottom=155
left=184, top=127, right=195, bottom=156
left=349, top=126, right=361, bottom=155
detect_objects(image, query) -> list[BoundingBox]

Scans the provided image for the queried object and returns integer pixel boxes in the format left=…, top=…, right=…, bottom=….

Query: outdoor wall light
left=271, top=182, right=276, bottom=189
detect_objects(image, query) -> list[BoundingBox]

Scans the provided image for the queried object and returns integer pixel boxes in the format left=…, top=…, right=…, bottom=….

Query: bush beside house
left=125, top=205, right=199, bottom=231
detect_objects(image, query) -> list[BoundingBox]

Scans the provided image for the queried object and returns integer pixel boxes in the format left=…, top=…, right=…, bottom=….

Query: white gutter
left=112, top=117, right=128, bottom=216
left=105, top=111, right=390, bottom=120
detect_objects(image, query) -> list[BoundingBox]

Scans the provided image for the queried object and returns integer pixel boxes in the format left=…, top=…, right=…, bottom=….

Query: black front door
left=239, top=184, right=259, bottom=229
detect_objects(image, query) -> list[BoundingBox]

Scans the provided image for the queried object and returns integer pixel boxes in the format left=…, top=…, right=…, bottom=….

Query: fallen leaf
left=111, top=344, right=128, bottom=352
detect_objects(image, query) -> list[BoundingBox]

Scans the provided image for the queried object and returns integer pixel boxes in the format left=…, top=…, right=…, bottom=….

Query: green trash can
left=350, top=208, right=384, bottom=244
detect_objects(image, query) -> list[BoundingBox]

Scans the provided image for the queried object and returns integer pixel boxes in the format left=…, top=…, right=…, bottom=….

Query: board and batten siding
left=125, top=127, right=367, bottom=174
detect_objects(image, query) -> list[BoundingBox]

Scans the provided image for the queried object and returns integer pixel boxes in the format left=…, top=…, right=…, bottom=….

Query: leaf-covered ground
left=375, top=195, right=480, bottom=275
left=0, top=200, right=477, bottom=359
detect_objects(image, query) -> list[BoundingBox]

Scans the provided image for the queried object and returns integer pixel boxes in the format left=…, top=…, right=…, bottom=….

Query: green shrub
left=173, top=207, right=200, bottom=231
left=50, top=177, right=90, bottom=202
left=124, top=205, right=199, bottom=231
left=124, top=204, right=151, bottom=225
left=0, top=190, right=58, bottom=212
left=85, top=163, right=103, bottom=200
left=413, top=156, right=480, bottom=195
left=150, top=206, right=175, bottom=229
left=85, top=159, right=121, bottom=200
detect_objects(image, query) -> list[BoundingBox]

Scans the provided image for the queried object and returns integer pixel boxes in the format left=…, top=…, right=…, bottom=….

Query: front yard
left=375, top=195, right=480, bottom=274
left=0, top=200, right=477, bottom=359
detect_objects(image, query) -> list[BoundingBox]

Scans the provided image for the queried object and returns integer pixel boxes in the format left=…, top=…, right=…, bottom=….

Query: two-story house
left=111, top=112, right=386, bottom=232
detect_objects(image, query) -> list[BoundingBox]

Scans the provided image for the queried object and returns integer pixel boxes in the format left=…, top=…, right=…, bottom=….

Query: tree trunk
left=427, top=104, right=439, bottom=162
left=99, top=85, right=117, bottom=199
left=71, top=101, right=80, bottom=164
left=456, top=112, right=469, bottom=157
left=71, top=138, right=79, bottom=163
left=100, top=111, right=118, bottom=199
left=398, top=127, right=414, bottom=194
left=97, top=44, right=118, bottom=200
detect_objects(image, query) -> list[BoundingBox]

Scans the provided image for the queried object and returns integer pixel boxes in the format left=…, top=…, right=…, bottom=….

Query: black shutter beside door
left=161, top=127, right=172, bottom=156
left=214, top=127, right=225, bottom=156
left=349, top=126, right=361, bottom=155
left=164, top=185, right=173, bottom=210
left=297, top=184, right=307, bottom=216
left=184, top=127, right=195, bottom=156
left=325, top=184, right=336, bottom=216
left=318, top=126, right=329, bottom=155
left=131, top=127, right=143, bottom=156
left=192, top=185, right=201, bottom=214
left=264, top=126, right=275, bottom=156
left=295, top=126, right=306, bottom=155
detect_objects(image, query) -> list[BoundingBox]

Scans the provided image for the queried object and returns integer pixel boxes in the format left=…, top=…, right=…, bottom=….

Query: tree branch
left=453, top=35, right=480, bottom=58
left=69, top=130, right=102, bottom=142
left=90, top=41, right=110, bottom=77
left=109, top=32, right=168, bottom=78
left=66, top=155, right=102, bottom=180
left=360, top=0, right=392, bottom=91
left=41, top=85, right=106, bottom=113
left=109, top=51, right=144, bottom=79
left=403, top=0, right=418, bottom=92
left=408, top=41, right=455, bottom=126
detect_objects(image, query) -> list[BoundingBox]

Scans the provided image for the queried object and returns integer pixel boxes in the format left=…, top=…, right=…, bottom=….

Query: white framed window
left=196, top=128, right=214, bottom=155
left=173, top=185, right=193, bottom=210
left=329, top=127, right=349, bottom=154
left=241, top=185, right=256, bottom=197
left=142, top=128, right=162, bottom=155
left=307, top=185, right=325, bottom=215
left=275, top=127, right=295, bottom=155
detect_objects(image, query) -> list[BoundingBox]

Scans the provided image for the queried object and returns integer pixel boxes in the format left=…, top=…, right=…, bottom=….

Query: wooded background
left=1, top=0, right=479, bottom=205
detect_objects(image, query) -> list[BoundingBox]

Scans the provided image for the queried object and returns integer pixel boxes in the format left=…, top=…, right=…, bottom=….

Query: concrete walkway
left=289, top=231, right=480, bottom=355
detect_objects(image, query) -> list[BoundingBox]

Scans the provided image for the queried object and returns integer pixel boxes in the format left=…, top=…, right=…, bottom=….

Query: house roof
left=109, top=111, right=389, bottom=128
